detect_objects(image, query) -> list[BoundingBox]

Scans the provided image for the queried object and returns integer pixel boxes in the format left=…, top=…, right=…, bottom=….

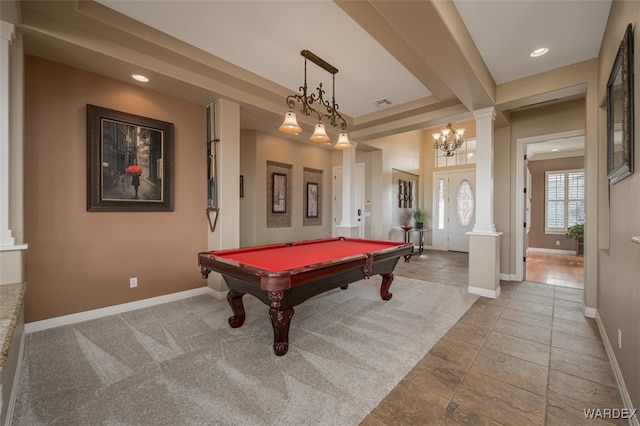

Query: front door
left=432, top=169, right=475, bottom=252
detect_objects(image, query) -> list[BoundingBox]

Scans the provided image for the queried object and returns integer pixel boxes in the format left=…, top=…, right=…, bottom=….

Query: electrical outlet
left=555, top=240, right=560, bottom=246
left=130, top=277, right=138, bottom=288
left=618, top=329, right=622, bottom=349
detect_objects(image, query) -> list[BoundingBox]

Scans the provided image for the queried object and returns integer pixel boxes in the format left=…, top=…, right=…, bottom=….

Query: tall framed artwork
left=272, top=173, right=287, bottom=213
left=303, top=167, right=322, bottom=226
left=267, top=161, right=292, bottom=228
left=607, top=24, right=634, bottom=185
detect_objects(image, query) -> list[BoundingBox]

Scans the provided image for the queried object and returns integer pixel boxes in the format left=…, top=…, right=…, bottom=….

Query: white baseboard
left=527, top=247, right=576, bottom=255
left=595, top=310, right=639, bottom=426
left=499, top=273, right=517, bottom=281
left=25, top=286, right=217, bottom=333
left=468, top=285, right=501, bottom=299
left=583, top=306, right=596, bottom=319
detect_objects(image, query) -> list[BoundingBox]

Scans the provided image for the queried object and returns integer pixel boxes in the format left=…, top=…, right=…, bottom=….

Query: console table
left=400, top=226, right=426, bottom=255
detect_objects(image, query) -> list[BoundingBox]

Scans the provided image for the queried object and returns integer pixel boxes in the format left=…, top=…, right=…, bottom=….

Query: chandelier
left=278, top=50, right=352, bottom=150
left=432, top=122, right=465, bottom=157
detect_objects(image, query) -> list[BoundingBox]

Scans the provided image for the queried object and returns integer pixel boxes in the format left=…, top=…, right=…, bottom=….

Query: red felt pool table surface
left=205, top=238, right=406, bottom=272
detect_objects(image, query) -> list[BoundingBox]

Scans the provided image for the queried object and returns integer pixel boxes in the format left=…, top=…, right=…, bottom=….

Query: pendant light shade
left=334, top=132, right=352, bottom=150
left=309, top=123, right=330, bottom=143
left=278, top=111, right=302, bottom=134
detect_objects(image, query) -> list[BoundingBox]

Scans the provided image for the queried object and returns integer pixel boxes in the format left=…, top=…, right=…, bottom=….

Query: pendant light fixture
left=278, top=50, right=352, bottom=149
left=433, top=122, right=465, bottom=157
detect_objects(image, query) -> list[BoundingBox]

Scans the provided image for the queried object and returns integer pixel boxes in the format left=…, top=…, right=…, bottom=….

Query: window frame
left=434, top=139, right=476, bottom=168
left=544, top=168, right=585, bottom=234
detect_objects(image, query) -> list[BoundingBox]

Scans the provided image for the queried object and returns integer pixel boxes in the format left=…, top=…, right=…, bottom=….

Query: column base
left=467, top=231, right=502, bottom=298
left=335, top=226, right=360, bottom=238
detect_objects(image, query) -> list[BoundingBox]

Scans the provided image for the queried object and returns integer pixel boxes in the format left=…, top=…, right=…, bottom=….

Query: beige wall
left=23, top=56, right=208, bottom=322
left=359, top=130, right=424, bottom=242
left=527, top=156, right=585, bottom=251
left=240, top=131, right=334, bottom=247
left=597, top=2, right=640, bottom=410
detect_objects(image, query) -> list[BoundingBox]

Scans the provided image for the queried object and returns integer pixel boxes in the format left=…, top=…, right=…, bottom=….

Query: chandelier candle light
left=279, top=50, right=352, bottom=150
left=433, top=122, right=465, bottom=157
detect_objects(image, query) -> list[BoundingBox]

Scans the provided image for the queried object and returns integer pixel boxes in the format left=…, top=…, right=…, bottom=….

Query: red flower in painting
left=125, top=165, right=143, bottom=176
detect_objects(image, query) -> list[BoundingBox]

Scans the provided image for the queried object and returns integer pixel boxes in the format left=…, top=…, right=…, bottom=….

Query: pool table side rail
left=198, top=240, right=413, bottom=292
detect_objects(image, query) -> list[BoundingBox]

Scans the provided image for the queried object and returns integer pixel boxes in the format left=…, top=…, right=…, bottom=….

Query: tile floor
left=361, top=250, right=626, bottom=425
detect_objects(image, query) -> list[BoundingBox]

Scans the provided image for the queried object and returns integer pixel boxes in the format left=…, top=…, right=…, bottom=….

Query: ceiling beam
left=336, top=0, right=496, bottom=112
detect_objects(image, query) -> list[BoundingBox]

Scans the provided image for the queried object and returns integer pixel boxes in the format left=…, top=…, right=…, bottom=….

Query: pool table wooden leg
left=227, top=290, right=246, bottom=328
left=269, top=306, right=295, bottom=356
left=268, top=290, right=294, bottom=355
left=380, top=272, right=394, bottom=300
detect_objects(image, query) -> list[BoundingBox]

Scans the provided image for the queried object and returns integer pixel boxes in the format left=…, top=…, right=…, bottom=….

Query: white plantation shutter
left=545, top=170, right=584, bottom=233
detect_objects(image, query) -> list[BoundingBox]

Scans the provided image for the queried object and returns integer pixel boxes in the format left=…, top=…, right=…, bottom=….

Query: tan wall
left=597, top=2, right=640, bottom=410
left=359, top=130, right=424, bottom=242
left=239, top=131, right=334, bottom=246
left=23, top=56, right=207, bottom=322
left=527, top=156, right=584, bottom=251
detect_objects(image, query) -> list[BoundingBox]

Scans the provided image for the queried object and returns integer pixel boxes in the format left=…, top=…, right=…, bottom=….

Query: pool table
left=198, top=237, right=413, bottom=355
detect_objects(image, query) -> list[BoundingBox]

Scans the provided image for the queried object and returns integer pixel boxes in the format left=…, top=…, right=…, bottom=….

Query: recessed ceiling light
left=132, top=74, right=149, bottom=82
left=530, top=48, right=549, bottom=58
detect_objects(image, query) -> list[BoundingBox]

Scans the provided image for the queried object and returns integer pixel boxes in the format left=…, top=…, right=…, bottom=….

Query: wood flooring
left=526, top=251, right=584, bottom=289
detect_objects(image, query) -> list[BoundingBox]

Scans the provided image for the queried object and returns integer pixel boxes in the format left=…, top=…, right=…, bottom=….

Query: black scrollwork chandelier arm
left=286, top=51, right=347, bottom=131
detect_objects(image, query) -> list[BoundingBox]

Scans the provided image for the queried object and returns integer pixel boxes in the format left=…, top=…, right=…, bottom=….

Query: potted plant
left=565, top=223, right=584, bottom=239
left=566, top=223, right=585, bottom=255
left=412, top=208, right=428, bottom=229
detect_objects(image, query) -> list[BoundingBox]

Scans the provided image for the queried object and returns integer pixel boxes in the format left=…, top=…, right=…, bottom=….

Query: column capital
left=1, top=21, right=15, bottom=43
left=473, top=106, right=496, bottom=121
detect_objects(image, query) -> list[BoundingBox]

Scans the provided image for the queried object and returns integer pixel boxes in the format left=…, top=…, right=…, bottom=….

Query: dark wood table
left=199, top=237, right=413, bottom=355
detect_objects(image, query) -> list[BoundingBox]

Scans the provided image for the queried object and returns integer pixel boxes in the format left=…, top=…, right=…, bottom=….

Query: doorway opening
left=516, top=131, right=585, bottom=288
left=332, top=163, right=365, bottom=238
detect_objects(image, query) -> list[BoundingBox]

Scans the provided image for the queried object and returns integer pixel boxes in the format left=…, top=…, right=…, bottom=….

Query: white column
left=467, top=106, right=502, bottom=298
left=336, top=145, right=359, bottom=237
left=0, top=22, right=15, bottom=247
left=472, top=107, right=496, bottom=233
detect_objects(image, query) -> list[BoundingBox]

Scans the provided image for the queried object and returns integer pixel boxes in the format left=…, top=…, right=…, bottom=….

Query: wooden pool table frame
left=198, top=237, right=413, bottom=355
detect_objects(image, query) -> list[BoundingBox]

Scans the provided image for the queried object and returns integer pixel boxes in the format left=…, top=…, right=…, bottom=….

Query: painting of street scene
left=101, top=119, right=164, bottom=202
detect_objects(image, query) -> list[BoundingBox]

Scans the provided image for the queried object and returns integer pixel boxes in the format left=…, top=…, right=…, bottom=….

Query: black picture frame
left=306, top=182, right=318, bottom=218
left=272, top=172, right=287, bottom=213
left=87, top=105, right=174, bottom=212
left=607, top=24, right=634, bottom=185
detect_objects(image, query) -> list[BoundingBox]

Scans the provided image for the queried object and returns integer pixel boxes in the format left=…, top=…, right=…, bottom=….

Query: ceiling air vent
left=372, top=98, right=392, bottom=108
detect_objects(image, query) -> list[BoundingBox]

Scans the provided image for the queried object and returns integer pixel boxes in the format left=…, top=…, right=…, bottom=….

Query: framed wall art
left=272, top=172, right=287, bottom=213
left=306, top=182, right=318, bottom=218
left=303, top=167, right=322, bottom=227
left=607, top=23, right=634, bottom=185
left=87, top=104, right=174, bottom=212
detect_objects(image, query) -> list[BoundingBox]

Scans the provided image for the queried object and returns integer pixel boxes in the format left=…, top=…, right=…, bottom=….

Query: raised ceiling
left=18, top=0, right=611, bottom=147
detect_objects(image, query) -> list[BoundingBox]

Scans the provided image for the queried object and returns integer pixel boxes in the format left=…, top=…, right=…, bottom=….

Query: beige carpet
left=12, top=276, right=477, bottom=425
